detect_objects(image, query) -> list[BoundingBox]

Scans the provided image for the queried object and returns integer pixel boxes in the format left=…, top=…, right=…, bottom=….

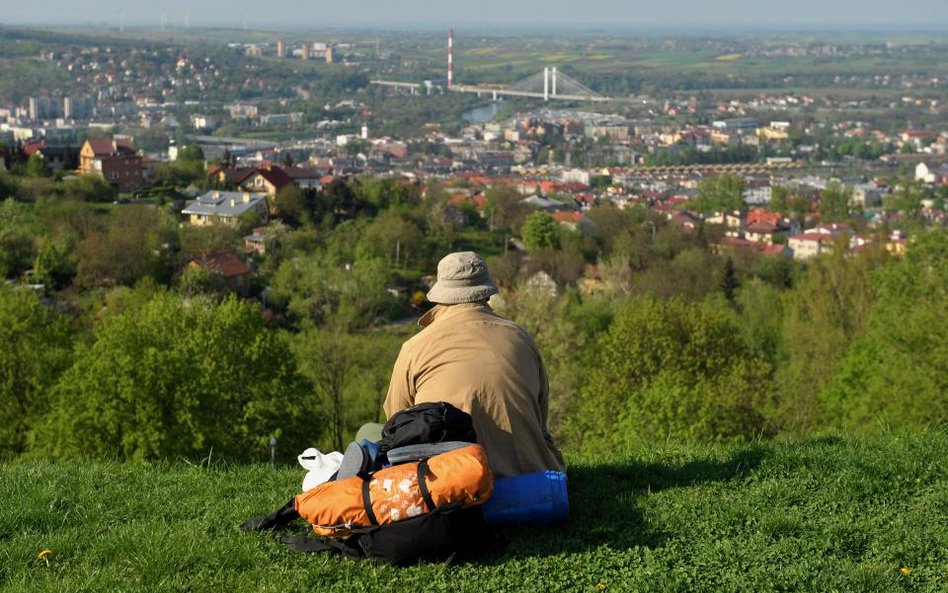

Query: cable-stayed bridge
left=452, top=67, right=609, bottom=102
left=372, top=67, right=611, bottom=103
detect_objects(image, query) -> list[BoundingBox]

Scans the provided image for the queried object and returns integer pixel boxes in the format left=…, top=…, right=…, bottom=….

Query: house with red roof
left=78, top=138, right=145, bottom=192
left=717, top=236, right=792, bottom=258
left=187, top=251, right=251, bottom=297
left=788, top=232, right=832, bottom=261
left=208, top=165, right=255, bottom=188
left=238, top=165, right=295, bottom=196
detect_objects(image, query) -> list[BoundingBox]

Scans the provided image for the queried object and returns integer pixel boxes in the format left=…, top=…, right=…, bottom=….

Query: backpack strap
left=416, top=459, right=436, bottom=511
left=361, top=477, right=380, bottom=526
left=360, top=458, right=437, bottom=523
left=240, top=498, right=299, bottom=532
left=281, top=534, right=364, bottom=560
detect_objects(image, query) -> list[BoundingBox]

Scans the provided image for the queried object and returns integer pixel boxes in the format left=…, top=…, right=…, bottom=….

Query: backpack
left=378, top=401, right=477, bottom=453
left=241, top=402, right=494, bottom=565
left=296, top=443, right=493, bottom=536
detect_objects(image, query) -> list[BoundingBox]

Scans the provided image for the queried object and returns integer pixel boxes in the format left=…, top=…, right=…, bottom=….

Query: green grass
left=2, top=430, right=947, bottom=592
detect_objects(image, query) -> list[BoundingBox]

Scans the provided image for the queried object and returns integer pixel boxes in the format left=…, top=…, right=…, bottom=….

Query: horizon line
left=2, top=20, right=948, bottom=33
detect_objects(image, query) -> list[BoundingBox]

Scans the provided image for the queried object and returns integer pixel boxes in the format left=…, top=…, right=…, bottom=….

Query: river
left=463, top=102, right=502, bottom=124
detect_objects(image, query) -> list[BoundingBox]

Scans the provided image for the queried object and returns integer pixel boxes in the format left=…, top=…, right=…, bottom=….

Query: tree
left=25, top=152, right=51, bottom=178
left=176, top=264, right=229, bottom=299
left=36, top=199, right=102, bottom=241
left=561, top=296, right=772, bottom=451
left=273, top=184, right=308, bottom=227
left=884, top=179, right=930, bottom=218
left=769, top=185, right=792, bottom=214
left=318, top=177, right=361, bottom=223
left=585, top=205, right=639, bottom=257
left=735, top=279, right=785, bottom=368
left=691, top=174, right=746, bottom=214
left=521, top=211, right=561, bottom=251
left=75, top=205, right=174, bottom=288
left=484, top=185, right=528, bottom=233
left=0, top=172, right=19, bottom=200
left=720, top=256, right=739, bottom=305
left=355, top=177, right=421, bottom=212
left=175, top=144, right=206, bottom=184
left=774, top=244, right=883, bottom=433
left=63, top=174, right=117, bottom=203
left=34, top=293, right=311, bottom=462
left=33, top=234, right=78, bottom=289
left=357, top=208, right=425, bottom=270
left=290, top=327, right=401, bottom=452
left=270, top=250, right=392, bottom=331
left=630, top=247, right=718, bottom=301
left=0, top=285, right=73, bottom=456
left=178, top=223, right=242, bottom=261
left=0, top=227, right=34, bottom=279
left=818, top=181, right=852, bottom=222
left=823, top=230, right=948, bottom=430
left=421, top=183, right=465, bottom=250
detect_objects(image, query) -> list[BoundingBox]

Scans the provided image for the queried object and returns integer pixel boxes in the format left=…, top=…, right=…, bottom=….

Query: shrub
left=561, top=296, right=773, bottom=452
left=32, top=292, right=313, bottom=462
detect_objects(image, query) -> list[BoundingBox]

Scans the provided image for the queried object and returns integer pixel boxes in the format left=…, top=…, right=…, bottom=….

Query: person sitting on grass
left=382, top=251, right=565, bottom=479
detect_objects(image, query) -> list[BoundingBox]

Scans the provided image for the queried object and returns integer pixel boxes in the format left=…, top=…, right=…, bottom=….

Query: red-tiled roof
left=253, top=166, right=294, bottom=189
left=552, top=211, right=583, bottom=223
left=790, top=232, right=828, bottom=242
left=745, top=222, right=781, bottom=234
left=86, top=138, right=136, bottom=156
left=283, top=166, right=322, bottom=180
left=23, top=139, right=46, bottom=155
left=190, top=252, right=249, bottom=278
left=761, top=244, right=789, bottom=257
left=747, top=207, right=782, bottom=227
left=86, top=138, right=116, bottom=155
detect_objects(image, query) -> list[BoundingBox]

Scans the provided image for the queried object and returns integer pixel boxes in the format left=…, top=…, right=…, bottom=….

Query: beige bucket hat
left=426, top=251, right=498, bottom=304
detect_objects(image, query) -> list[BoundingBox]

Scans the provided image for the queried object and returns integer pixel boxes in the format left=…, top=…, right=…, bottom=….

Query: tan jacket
left=384, top=302, right=565, bottom=478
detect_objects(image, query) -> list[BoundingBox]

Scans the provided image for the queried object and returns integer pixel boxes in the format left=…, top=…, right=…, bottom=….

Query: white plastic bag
left=297, top=448, right=344, bottom=491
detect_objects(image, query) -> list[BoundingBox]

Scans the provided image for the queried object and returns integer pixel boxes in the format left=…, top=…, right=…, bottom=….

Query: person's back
left=384, top=252, right=565, bottom=478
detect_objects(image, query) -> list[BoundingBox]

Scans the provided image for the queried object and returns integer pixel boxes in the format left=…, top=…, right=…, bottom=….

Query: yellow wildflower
left=597, top=582, right=607, bottom=592
left=900, top=567, right=913, bottom=576
left=37, top=549, right=54, bottom=566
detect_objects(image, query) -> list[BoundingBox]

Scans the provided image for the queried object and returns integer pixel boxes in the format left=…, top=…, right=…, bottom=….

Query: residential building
left=187, top=252, right=251, bottom=297
left=787, top=233, right=830, bottom=261
left=182, top=190, right=269, bottom=227
left=78, top=138, right=145, bottom=192
left=238, top=165, right=294, bottom=196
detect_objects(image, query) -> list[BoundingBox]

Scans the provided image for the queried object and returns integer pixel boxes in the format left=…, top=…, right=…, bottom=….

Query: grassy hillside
left=2, top=430, right=947, bottom=593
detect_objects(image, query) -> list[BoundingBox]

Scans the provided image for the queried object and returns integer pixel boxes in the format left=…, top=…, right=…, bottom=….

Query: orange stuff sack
left=295, top=443, right=493, bottom=537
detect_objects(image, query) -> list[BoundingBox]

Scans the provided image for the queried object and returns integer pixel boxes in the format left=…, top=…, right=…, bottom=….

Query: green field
left=3, top=430, right=947, bottom=592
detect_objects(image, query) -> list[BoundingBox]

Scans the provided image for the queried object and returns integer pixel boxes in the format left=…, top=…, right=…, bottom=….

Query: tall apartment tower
left=301, top=43, right=309, bottom=60
left=325, top=46, right=334, bottom=64
left=276, top=39, right=286, bottom=58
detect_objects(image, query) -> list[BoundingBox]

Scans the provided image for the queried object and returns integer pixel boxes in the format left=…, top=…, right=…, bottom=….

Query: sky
left=2, top=0, right=947, bottom=29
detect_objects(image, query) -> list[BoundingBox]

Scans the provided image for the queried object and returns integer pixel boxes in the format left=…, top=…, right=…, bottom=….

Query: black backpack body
left=281, top=504, right=490, bottom=566
left=378, top=401, right=477, bottom=453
